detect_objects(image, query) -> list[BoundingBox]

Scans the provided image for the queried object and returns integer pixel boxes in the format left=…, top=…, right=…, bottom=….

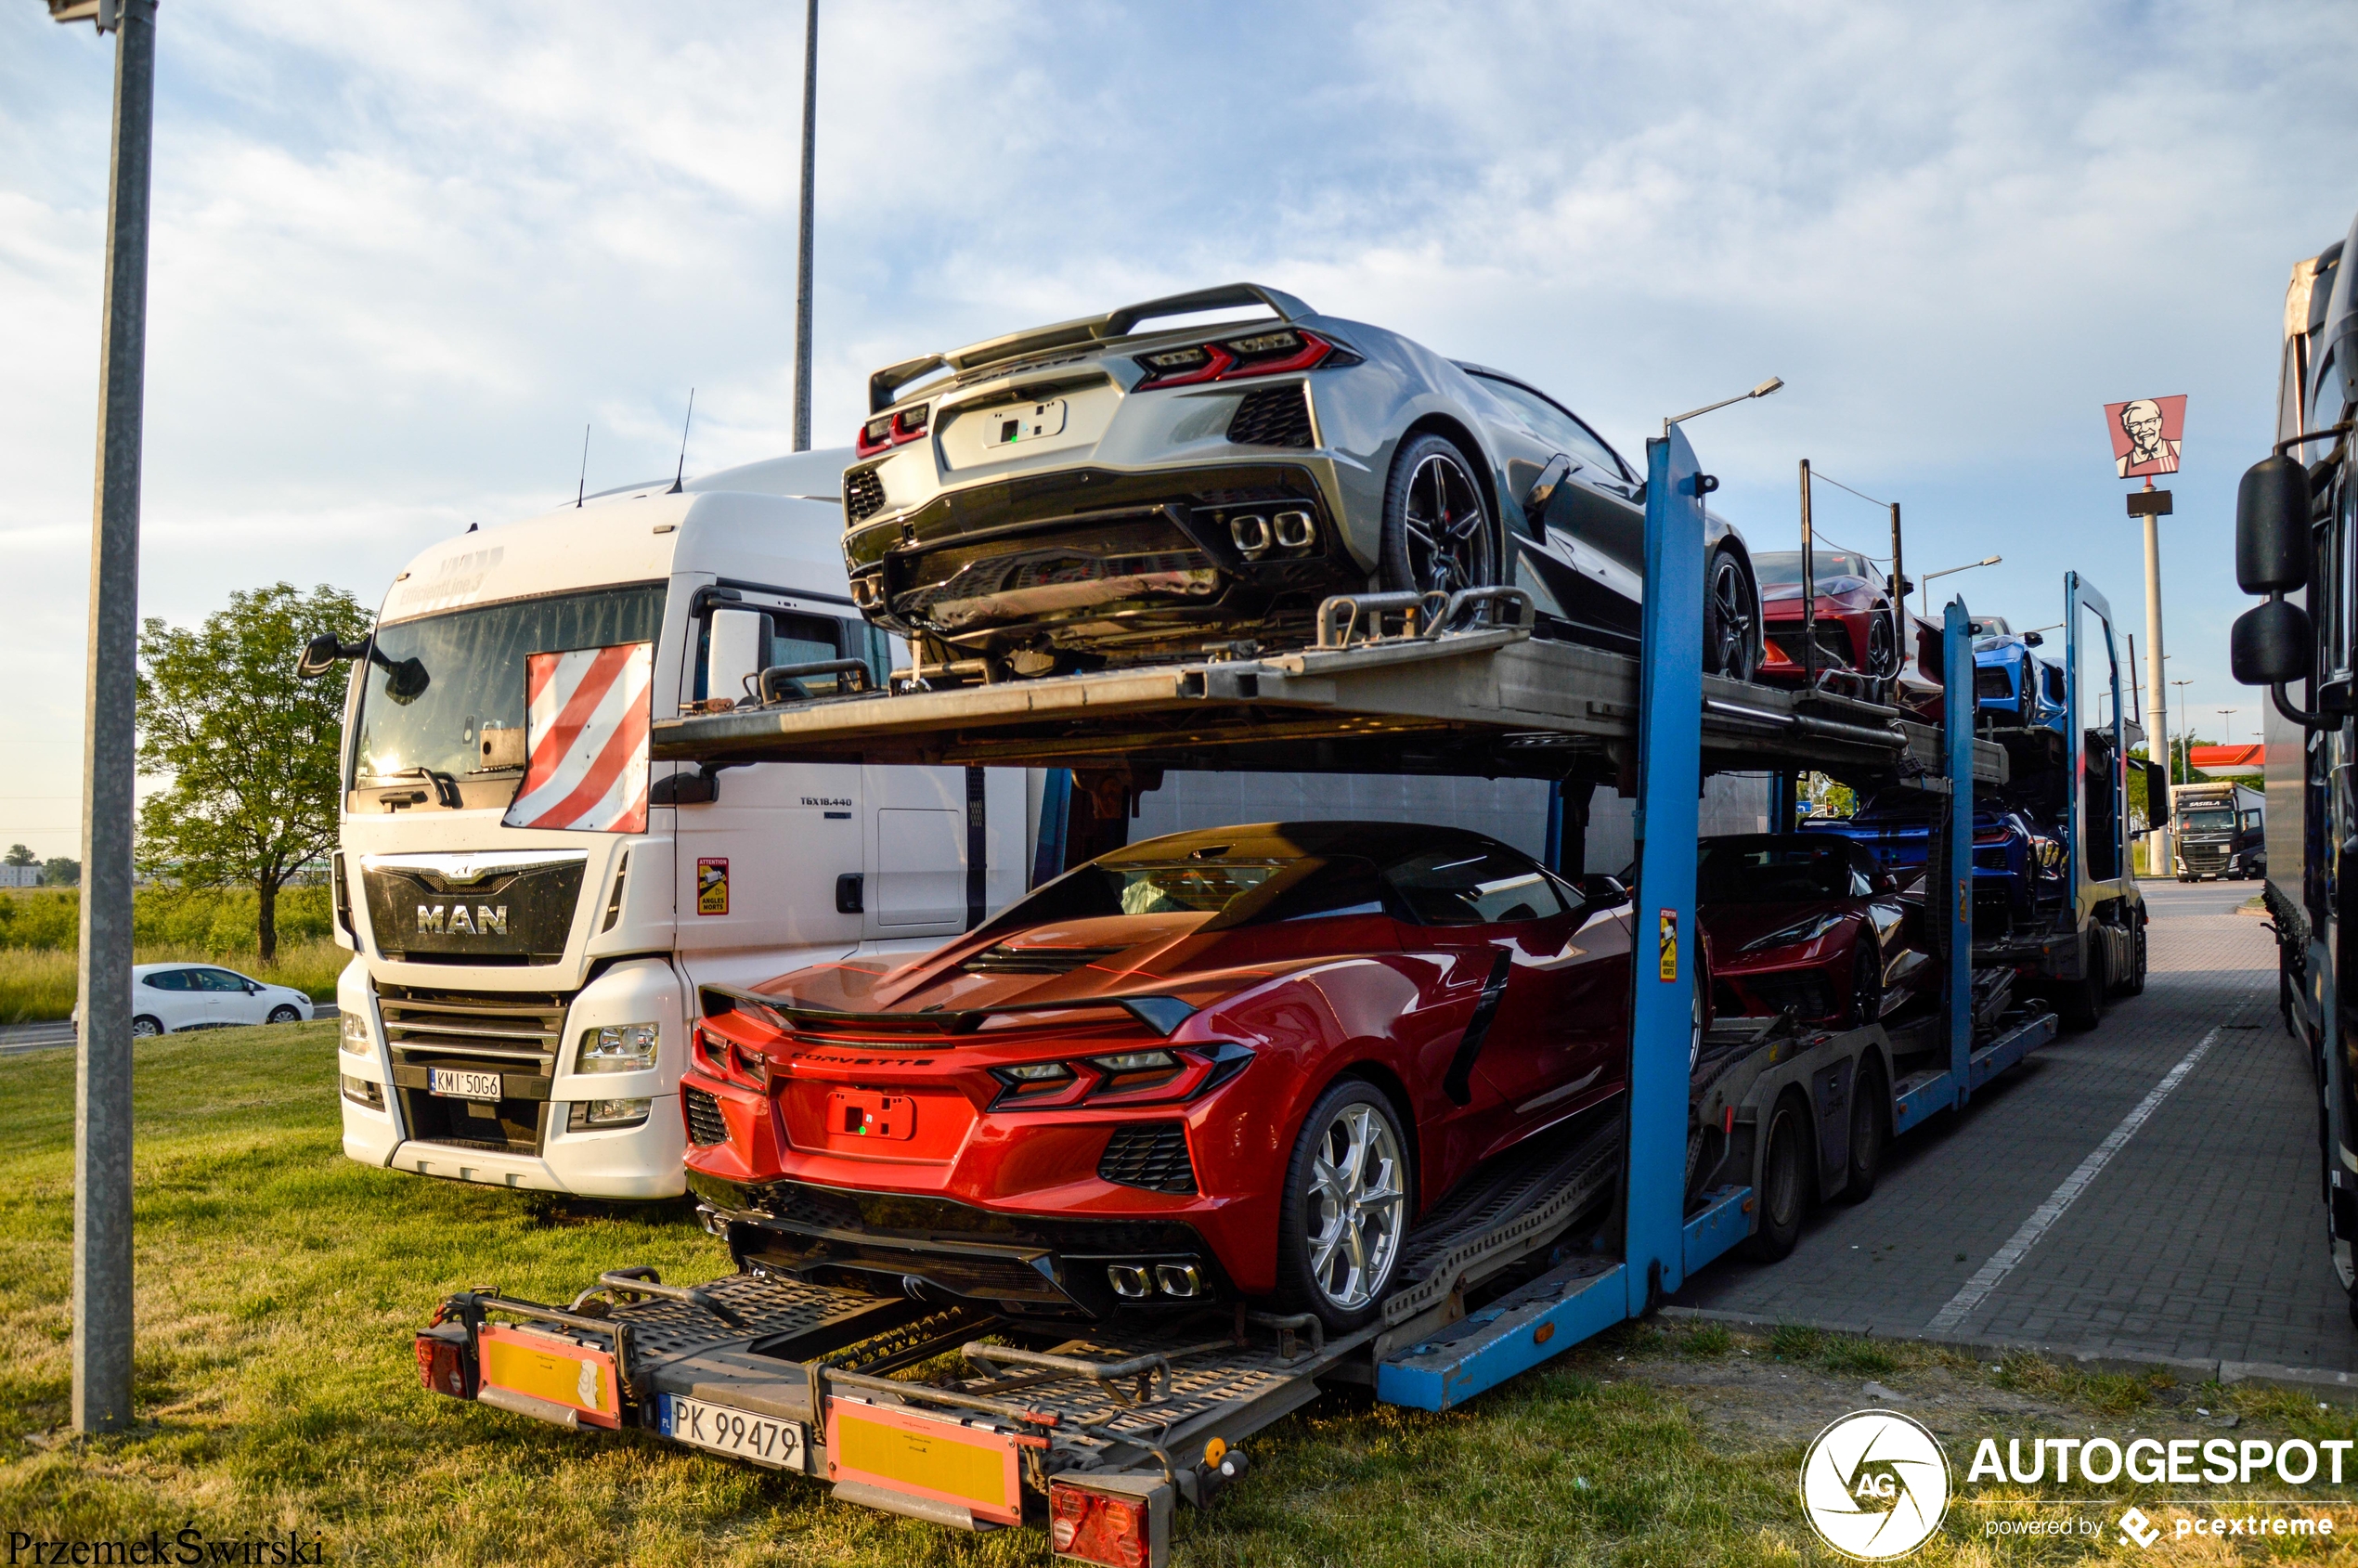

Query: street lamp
left=45, top=0, right=157, bottom=1437
left=1665, top=376, right=1783, bottom=434
left=2170, top=680, right=2195, bottom=781
left=1916, top=556, right=2002, bottom=620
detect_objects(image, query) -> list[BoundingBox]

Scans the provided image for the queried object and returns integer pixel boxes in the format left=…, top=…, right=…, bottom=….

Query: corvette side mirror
left=1580, top=874, right=1630, bottom=908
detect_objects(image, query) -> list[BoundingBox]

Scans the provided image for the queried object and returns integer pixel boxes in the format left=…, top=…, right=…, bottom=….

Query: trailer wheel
left=2057, top=944, right=2106, bottom=1031
left=1742, top=1093, right=1811, bottom=1262
left=1842, top=1055, right=1889, bottom=1204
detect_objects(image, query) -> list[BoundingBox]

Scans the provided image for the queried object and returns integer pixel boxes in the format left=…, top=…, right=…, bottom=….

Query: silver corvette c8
left=839, top=283, right=1762, bottom=680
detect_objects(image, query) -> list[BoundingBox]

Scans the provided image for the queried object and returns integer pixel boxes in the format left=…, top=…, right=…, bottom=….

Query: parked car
left=838, top=282, right=1763, bottom=681
left=1753, top=551, right=1904, bottom=683
left=111, top=964, right=317, bottom=1036
left=681, top=822, right=1675, bottom=1332
left=1974, top=631, right=2066, bottom=733
left=1700, top=834, right=1933, bottom=1028
left=1803, top=795, right=2066, bottom=940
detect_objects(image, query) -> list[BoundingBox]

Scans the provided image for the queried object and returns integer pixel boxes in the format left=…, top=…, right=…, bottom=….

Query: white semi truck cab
left=325, top=451, right=1029, bottom=1199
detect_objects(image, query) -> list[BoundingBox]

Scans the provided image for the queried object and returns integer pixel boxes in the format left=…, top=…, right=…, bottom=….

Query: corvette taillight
left=855, top=405, right=930, bottom=458
left=1133, top=329, right=1352, bottom=390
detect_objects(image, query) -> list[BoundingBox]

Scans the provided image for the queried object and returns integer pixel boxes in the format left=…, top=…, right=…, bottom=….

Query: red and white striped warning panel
left=502, top=641, right=653, bottom=834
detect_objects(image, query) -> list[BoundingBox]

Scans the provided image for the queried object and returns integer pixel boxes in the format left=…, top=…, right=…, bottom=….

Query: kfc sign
left=2104, top=395, right=2187, bottom=479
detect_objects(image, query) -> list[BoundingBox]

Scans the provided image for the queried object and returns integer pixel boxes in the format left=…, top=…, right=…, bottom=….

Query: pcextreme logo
left=1799, top=1410, right=1951, bottom=1560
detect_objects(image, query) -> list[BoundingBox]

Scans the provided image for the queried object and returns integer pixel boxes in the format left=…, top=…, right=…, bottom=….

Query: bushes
left=0, top=885, right=333, bottom=955
left=0, top=940, right=348, bottom=1023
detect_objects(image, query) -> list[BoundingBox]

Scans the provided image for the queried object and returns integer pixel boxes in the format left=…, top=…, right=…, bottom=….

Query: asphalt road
left=1676, top=877, right=2357, bottom=1372
left=0, top=1004, right=340, bottom=1056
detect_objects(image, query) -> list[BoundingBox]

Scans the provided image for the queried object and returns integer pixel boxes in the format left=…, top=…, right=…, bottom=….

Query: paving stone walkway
left=1676, top=879, right=2356, bottom=1371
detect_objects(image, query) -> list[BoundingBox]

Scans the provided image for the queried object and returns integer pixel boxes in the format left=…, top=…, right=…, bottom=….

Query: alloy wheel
left=1302, top=1102, right=1406, bottom=1311
left=1705, top=551, right=1757, bottom=679
left=1400, top=454, right=1493, bottom=596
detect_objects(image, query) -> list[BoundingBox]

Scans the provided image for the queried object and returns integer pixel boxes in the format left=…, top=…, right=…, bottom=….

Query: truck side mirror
left=296, top=631, right=366, bottom=680
left=2231, top=598, right=2313, bottom=686
left=2236, top=455, right=2312, bottom=593
left=2143, top=758, right=2169, bottom=820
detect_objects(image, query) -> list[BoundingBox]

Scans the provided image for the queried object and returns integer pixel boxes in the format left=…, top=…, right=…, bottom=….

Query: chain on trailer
left=415, top=425, right=2082, bottom=1566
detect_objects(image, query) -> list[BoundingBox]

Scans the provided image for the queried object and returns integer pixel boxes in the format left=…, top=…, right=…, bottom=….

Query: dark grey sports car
left=839, top=282, right=1761, bottom=680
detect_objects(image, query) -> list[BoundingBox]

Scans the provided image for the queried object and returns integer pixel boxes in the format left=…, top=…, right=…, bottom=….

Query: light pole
left=791, top=0, right=818, bottom=451
left=1916, top=556, right=2002, bottom=621
left=2170, top=679, right=2195, bottom=782
left=47, top=0, right=156, bottom=1436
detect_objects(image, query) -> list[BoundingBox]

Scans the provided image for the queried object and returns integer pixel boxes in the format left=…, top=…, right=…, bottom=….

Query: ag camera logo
left=1800, top=1409, right=1951, bottom=1559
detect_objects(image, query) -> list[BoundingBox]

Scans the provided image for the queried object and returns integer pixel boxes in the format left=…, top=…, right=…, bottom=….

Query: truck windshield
left=2178, top=809, right=2235, bottom=833
left=351, top=585, right=667, bottom=785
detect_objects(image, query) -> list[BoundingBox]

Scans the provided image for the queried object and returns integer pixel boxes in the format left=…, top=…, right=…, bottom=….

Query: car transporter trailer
left=411, top=425, right=2092, bottom=1565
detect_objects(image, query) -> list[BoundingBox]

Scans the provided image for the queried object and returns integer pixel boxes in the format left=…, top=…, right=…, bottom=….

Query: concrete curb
left=1656, top=1304, right=2358, bottom=1403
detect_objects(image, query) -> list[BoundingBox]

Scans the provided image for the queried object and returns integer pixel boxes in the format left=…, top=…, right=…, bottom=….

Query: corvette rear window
left=1699, top=842, right=1860, bottom=903
left=1114, top=862, right=1285, bottom=915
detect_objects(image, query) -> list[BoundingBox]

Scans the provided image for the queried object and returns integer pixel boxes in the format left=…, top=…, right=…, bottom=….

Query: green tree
left=3, top=845, right=33, bottom=867
left=136, top=583, right=370, bottom=959
left=42, top=857, right=80, bottom=887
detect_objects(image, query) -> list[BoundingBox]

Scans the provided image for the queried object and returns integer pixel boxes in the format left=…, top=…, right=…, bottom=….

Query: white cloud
left=0, top=0, right=2348, bottom=850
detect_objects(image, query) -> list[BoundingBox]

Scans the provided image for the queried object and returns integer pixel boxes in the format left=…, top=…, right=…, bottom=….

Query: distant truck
left=304, top=450, right=1030, bottom=1200
left=2170, top=780, right=2263, bottom=882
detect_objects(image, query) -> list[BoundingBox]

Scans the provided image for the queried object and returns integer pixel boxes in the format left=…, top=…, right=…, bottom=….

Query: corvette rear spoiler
left=698, top=983, right=1199, bottom=1039
left=866, top=282, right=1315, bottom=412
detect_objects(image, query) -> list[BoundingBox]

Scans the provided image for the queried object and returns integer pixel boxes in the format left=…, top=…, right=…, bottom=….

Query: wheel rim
left=1400, top=454, right=1492, bottom=595
left=1867, top=612, right=1897, bottom=677
left=1852, top=944, right=1881, bottom=1027
left=1302, top=1102, right=1406, bottom=1311
left=1706, top=554, right=1756, bottom=676
left=133, top=1018, right=159, bottom=1038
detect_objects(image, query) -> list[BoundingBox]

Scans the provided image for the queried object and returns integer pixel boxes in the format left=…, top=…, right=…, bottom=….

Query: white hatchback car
left=127, top=963, right=316, bottom=1035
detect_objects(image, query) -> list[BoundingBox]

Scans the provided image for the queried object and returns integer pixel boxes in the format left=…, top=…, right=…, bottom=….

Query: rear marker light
left=1048, top=1482, right=1167, bottom=1567
left=855, top=406, right=930, bottom=458
left=1091, top=1050, right=1177, bottom=1074
left=1133, top=328, right=1352, bottom=390
left=414, top=1328, right=474, bottom=1399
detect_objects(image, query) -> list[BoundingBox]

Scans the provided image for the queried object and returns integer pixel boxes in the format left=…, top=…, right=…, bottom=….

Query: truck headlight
left=340, top=1011, right=372, bottom=1056
left=577, top=1022, right=660, bottom=1073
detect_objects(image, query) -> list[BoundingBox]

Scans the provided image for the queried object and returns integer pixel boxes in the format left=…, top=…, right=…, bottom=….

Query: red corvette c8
left=681, top=823, right=1659, bottom=1330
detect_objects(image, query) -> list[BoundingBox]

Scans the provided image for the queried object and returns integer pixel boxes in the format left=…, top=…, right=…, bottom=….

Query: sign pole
left=2132, top=482, right=2172, bottom=877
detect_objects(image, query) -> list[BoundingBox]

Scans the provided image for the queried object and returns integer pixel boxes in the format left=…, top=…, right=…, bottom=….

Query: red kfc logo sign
left=2104, top=394, right=2187, bottom=478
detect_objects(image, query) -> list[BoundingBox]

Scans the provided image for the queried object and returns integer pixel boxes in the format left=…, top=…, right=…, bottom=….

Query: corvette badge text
left=1800, top=1409, right=2349, bottom=1560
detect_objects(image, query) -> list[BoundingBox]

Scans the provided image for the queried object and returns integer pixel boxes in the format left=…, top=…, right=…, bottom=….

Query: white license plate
left=429, top=1068, right=502, bottom=1101
left=661, top=1393, right=808, bottom=1471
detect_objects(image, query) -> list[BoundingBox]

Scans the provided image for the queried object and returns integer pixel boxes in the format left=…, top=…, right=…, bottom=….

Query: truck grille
left=1098, top=1122, right=1197, bottom=1195
left=844, top=466, right=887, bottom=524
left=378, top=984, right=569, bottom=1157
left=1226, top=385, right=1314, bottom=449
left=359, top=852, right=586, bottom=965
left=684, top=1086, right=730, bottom=1147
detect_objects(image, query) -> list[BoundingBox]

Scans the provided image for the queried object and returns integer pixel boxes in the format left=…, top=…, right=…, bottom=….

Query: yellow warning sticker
left=697, top=857, right=729, bottom=916
left=1657, top=908, right=1678, bottom=981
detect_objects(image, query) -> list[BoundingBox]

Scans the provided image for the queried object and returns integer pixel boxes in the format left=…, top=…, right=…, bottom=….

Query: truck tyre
left=1742, top=1092, right=1812, bottom=1262
left=2114, top=920, right=2147, bottom=997
left=1841, top=1055, right=1889, bottom=1204
left=2057, top=945, right=2106, bottom=1031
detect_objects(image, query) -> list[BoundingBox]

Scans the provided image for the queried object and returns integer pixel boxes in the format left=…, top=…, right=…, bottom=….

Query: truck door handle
left=836, top=874, right=864, bottom=914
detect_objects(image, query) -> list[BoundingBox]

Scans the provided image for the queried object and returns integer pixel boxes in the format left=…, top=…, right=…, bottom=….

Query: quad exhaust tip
left=1273, top=510, right=1315, bottom=550
left=1229, top=513, right=1271, bottom=557
left=1106, top=1263, right=1205, bottom=1300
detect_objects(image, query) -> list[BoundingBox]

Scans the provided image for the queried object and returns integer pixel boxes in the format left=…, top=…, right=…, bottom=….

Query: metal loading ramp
left=648, top=606, right=2009, bottom=786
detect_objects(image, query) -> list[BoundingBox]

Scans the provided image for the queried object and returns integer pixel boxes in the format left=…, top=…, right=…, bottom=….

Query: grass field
left=4, top=1024, right=2356, bottom=1564
left=0, top=938, right=348, bottom=1024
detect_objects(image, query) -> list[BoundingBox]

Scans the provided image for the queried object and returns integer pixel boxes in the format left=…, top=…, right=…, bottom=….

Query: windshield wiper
left=369, top=767, right=464, bottom=808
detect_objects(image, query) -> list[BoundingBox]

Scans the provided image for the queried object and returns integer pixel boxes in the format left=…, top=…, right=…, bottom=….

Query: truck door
left=671, top=595, right=867, bottom=972
left=862, top=764, right=1031, bottom=942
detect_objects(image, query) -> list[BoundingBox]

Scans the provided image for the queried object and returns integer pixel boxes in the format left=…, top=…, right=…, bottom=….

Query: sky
left=3, top=0, right=2353, bottom=857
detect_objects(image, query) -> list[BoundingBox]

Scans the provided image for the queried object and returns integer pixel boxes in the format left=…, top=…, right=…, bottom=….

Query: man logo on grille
left=1798, top=1409, right=1950, bottom=1559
